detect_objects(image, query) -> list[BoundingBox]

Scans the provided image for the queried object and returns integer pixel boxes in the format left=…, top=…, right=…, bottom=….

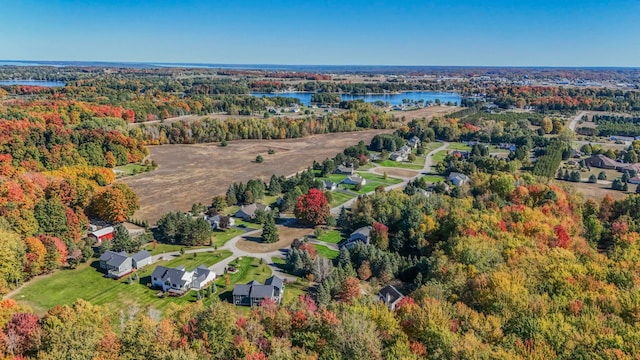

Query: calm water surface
left=251, top=91, right=461, bottom=106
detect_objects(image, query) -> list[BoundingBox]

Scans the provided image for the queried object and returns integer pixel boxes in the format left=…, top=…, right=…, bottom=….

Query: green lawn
left=351, top=172, right=403, bottom=194
left=432, top=150, right=449, bottom=163
left=421, top=175, right=445, bottom=183
left=114, top=163, right=154, bottom=176
left=318, top=230, right=343, bottom=244
left=12, top=250, right=232, bottom=316
left=422, top=141, right=444, bottom=154
left=328, top=191, right=355, bottom=207
left=142, top=242, right=185, bottom=255
left=375, top=159, right=423, bottom=170
left=447, top=142, right=472, bottom=151
left=313, top=244, right=339, bottom=259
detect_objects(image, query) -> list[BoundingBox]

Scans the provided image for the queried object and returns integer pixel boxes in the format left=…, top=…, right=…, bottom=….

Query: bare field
left=390, top=105, right=459, bottom=121
left=235, top=225, right=313, bottom=253
left=559, top=181, right=628, bottom=202
left=121, top=130, right=391, bottom=223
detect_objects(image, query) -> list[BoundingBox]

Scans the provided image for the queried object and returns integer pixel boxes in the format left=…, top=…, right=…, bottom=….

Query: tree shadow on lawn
left=241, top=235, right=264, bottom=243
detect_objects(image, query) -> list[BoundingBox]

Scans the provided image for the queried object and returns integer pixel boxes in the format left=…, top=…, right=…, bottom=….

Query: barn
left=89, top=226, right=115, bottom=244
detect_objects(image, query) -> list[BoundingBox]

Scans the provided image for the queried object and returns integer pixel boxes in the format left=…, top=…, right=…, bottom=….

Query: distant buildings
left=235, top=203, right=271, bottom=221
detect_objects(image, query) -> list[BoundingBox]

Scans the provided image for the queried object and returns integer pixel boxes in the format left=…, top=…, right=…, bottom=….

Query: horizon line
left=1, top=59, right=639, bottom=70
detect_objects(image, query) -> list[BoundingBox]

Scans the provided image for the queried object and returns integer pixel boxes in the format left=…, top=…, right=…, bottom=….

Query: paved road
left=569, top=111, right=587, bottom=132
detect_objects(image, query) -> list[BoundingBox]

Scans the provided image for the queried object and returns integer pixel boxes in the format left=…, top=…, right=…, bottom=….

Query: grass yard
left=422, top=141, right=444, bottom=154
left=313, top=244, right=339, bottom=259
left=448, top=142, right=472, bottom=151
left=375, top=159, right=423, bottom=170
left=211, top=228, right=244, bottom=247
left=421, top=175, right=445, bottom=183
left=318, top=230, right=343, bottom=244
left=432, top=150, right=449, bottom=163
left=141, top=243, right=211, bottom=255
left=328, top=191, right=355, bottom=207
left=114, top=163, right=154, bottom=177
left=11, top=250, right=232, bottom=316
left=214, top=257, right=272, bottom=298
left=352, top=172, right=403, bottom=194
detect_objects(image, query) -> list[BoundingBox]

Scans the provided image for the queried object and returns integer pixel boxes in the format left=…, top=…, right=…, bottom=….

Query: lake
left=250, top=91, right=461, bottom=106
left=0, top=80, right=66, bottom=87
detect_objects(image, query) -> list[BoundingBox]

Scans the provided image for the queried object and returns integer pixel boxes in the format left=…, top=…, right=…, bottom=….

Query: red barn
left=89, top=226, right=115, bottom=244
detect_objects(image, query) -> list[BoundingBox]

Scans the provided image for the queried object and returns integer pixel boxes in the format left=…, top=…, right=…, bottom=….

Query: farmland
left=121, top=130, right=391, bottom=223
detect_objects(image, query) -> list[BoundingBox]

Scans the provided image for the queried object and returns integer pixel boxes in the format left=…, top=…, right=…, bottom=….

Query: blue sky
left=0, top=0, right=638, bottom=66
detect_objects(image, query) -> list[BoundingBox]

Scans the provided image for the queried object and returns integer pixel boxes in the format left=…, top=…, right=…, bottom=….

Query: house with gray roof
left=448, top=172, right=470, bottom=186
left=232, top=275, right=284, bottom=306
left=99, top=251, right=132, bottom=278
left=378, top=285, right=404, bottom=310
left=151, top=264, right=216, bottom=294
left=342, top=174, right=366, bottom=186
left=234, top=203, right=271, bottom=221
left=340, top=226, right=372, bottom=248
left=323, top=180, right=337, bottom=191
left=131, top=250, right=152, bottom=269
left=335, top=164, right=355, bottom=175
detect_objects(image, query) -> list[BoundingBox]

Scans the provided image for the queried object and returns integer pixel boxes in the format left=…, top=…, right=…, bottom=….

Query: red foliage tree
left=293, top=188, right=330, bottom=226
left=338, top=277, right=361, bottom=304
left=371, top=222, right=389, bottom=250
left=4, top=313, right=41, bottom=355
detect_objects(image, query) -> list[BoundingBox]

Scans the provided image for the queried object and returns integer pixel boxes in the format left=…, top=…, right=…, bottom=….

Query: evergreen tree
left=261, top=215, right=279, bottom=244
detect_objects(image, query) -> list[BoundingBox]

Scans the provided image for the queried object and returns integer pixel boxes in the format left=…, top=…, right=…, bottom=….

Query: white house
left=448, top=172, right=470, bottom=186
left=151, top=265, right=216, bottom=293
left=343, top=175, right=366, bottom=186
left=207, top=214, right=235, bottom=230
left=323, top=180, right=337, bottom=191
left=390, top=152, right=408, bottom=162
left=131, top=250, right=153, bottom=269
left=378, top=285, right=404, bottom=310
left=408, top=136, right=421, bottom=149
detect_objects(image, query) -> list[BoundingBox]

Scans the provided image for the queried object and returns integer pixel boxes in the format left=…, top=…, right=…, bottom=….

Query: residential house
left=191, top=265, right=216, bottom=290
left=408, top=136, right=421, bottom=149
left=323, top=180, right=337, bottom=191
left=234, top=203, right=271, bottom=221
left=131, top=250, right=152, bottom=269
left=342, top=175, right=366, bottom=186
left=398, top=145, right=412, bottom=155
left=583, top=154, right=621, bottom=170
left=498, top=143, right=517, bottom=152
left=628, top=176, right=640, bottom=185
left=378, top=285, right=405, bottom=310
left=619, top=163, right=640, bottom=174
left=89, top=226, right=115, bottom=244
left=448, top=172, right=470, bottom=186
left=335, top=164, right=355, bottom=175
left=340, top=226, right=372, bottom=248
left=99, top=251, right=133, bottom=278
left=207, top=214, right=235, bottom=230
left=390, top=151, right=408, bottom=162
left=151, top=266, right=193, bottom=293
left=232, top=275, right=284, bottom=306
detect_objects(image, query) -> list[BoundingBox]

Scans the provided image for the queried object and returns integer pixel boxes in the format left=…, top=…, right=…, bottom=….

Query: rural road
left=569, top=111, right=587, bottom=132
left=151, top=141, right=451, bottom=281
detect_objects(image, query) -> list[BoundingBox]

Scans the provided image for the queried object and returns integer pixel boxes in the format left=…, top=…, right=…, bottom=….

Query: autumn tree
left=39, top=235, right=68, bottom=271
left=338, top=277, right=361, bottom=304
left=24, top=237, right=46, bottom=276
left=357, top=261, right=372, bottom=281
left=371, top=222, right=389, bottom=250
left=91, top=184, right=139, bottom=223
left=0, top=228, right=25, bottom=294
left=294, top=188, right=330, bottom=226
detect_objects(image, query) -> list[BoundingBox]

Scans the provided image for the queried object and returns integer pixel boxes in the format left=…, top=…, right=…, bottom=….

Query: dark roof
left=250, top=285, right=275, bottom=299
left=131, top=250, right=151, bottom=262
left=264, top=275, right=284, bottom=290
left=107, top=253, right=131, bottom=268
left=151, top=266, right=189, bottom=286
left=379, top=285, right=404, bottom=304
left=351, top=226, right=371, bottom=238
left=233, top=284, right=252, bottom=297
left=247, top=280, right=261, bottom=286
left=194, top=265, right=211, bottom=281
